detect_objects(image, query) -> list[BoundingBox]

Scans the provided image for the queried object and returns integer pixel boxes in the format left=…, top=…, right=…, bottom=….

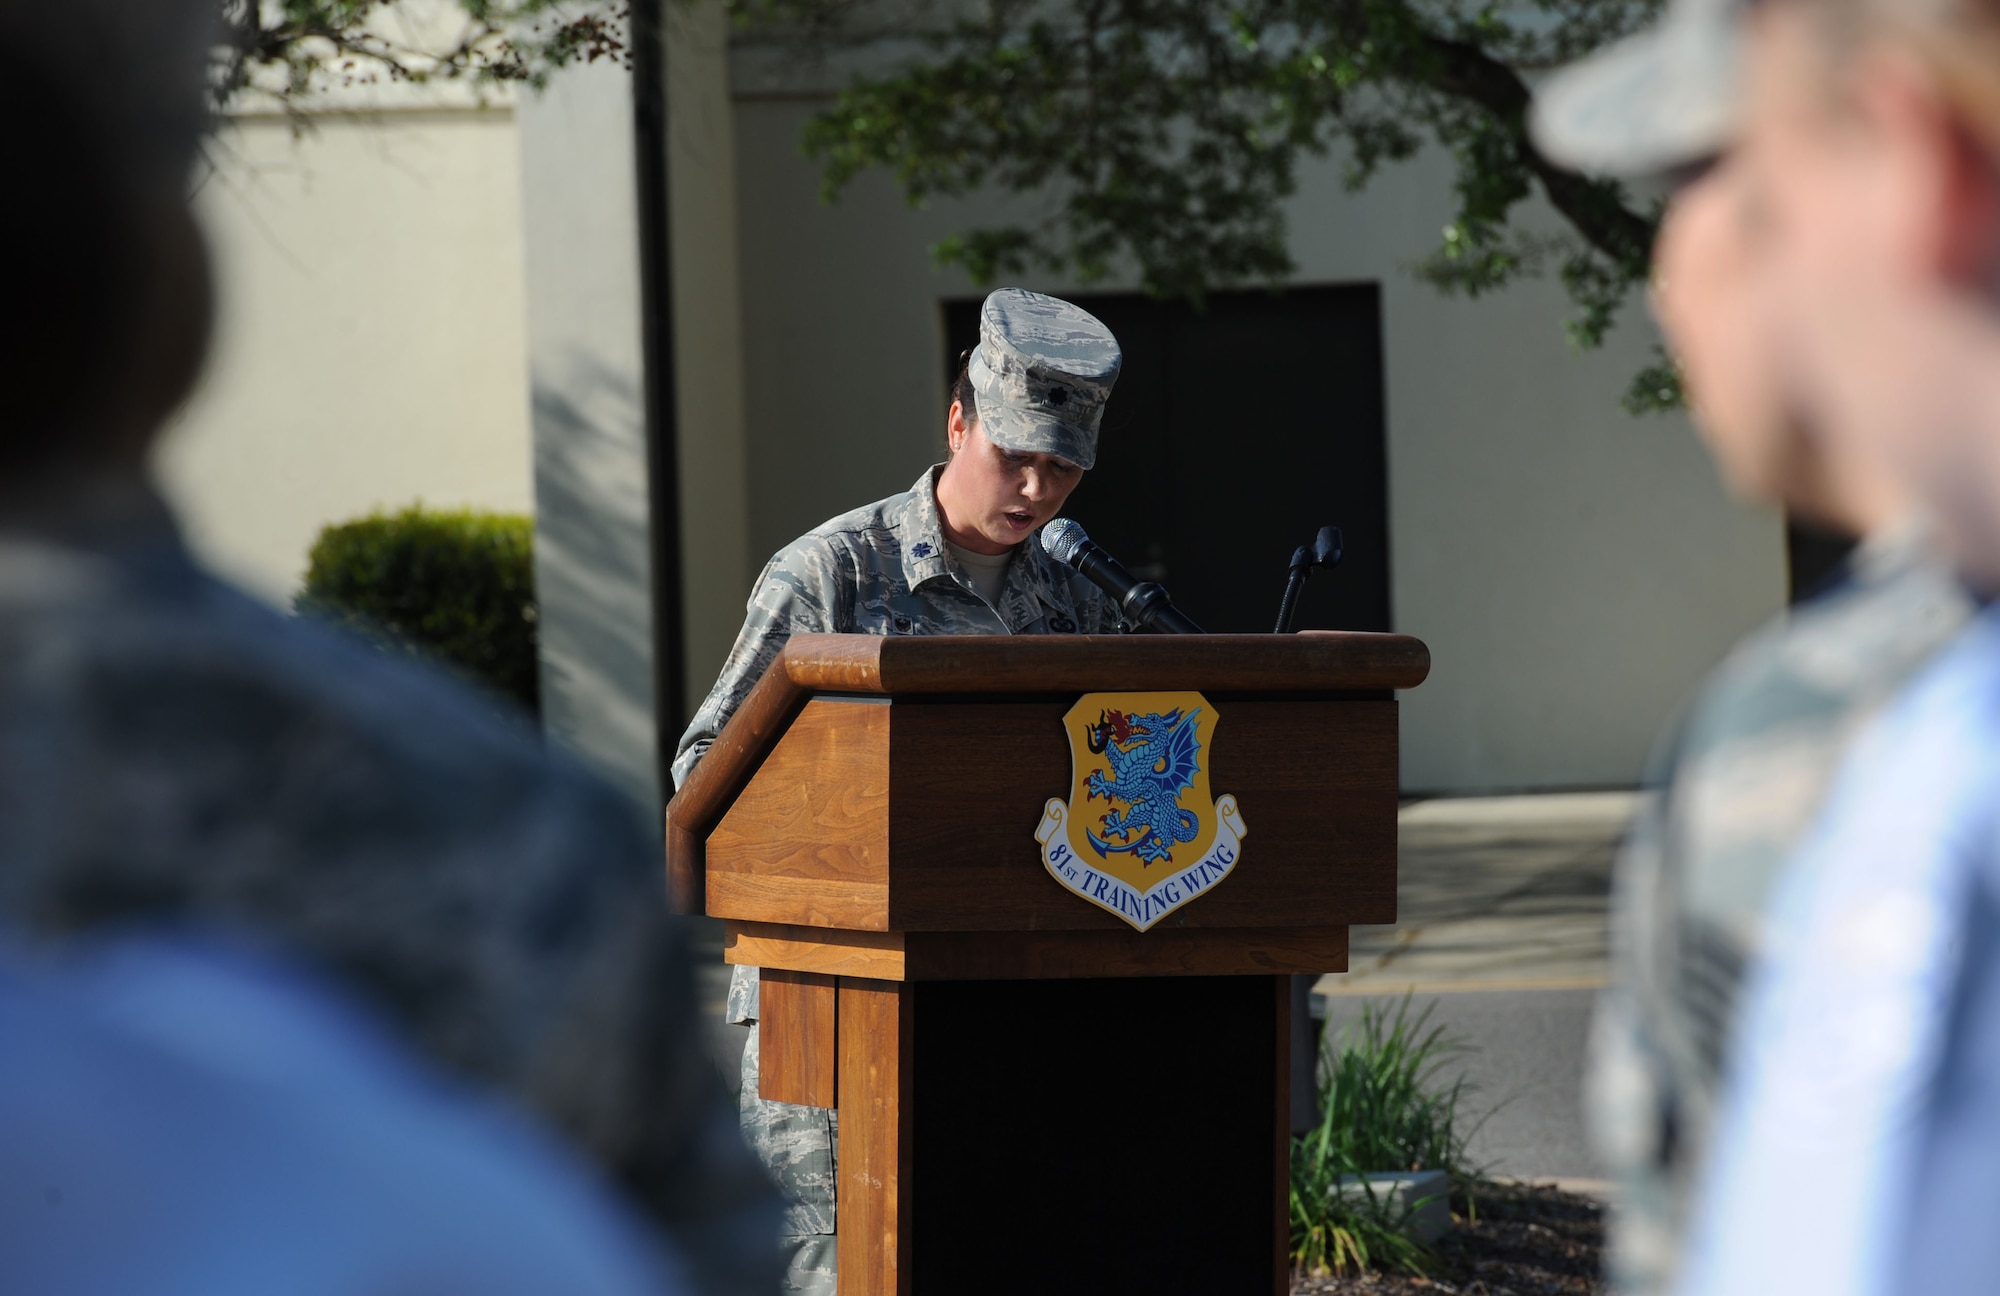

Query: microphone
left=1041, top=519, right=1205, bottom=635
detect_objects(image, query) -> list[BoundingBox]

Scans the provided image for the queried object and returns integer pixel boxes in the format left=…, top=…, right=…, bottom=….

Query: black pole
left=1273, top=547, right=1313, bottom=634
left=629, top=0, right=687, bottom=793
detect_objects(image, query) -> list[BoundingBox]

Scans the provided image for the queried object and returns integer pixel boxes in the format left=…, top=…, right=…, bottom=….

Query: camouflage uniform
left=1588, top=525, right=1970, bottom=1294
left=675, top=464, right=1125, bottom=1292
left=673, top=463, right=1127, bottom=785
left=0, top=478, right=782, bottom=1296
left=674, top=287, right=1128, bottom=1294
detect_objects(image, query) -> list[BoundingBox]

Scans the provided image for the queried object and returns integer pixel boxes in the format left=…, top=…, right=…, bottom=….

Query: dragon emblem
left=1038, top=689, right=1247, bottom=931
left=1083, top=706, right=1204, bottom=864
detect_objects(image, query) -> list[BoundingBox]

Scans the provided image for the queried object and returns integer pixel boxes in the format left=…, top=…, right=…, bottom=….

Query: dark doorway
left=944, top=286, right=1392, bottom=633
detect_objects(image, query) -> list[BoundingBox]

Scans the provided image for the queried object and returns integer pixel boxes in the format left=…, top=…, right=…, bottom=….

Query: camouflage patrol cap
left=968, top=288, right=1122, bottom=471
left=1531, top=0, right=1746, bottom=178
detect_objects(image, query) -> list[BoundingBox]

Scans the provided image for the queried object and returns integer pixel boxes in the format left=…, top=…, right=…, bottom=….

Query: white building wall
left=159, top=108, right=535, bottom=604
left=516, top=56, right=663, bottom=813
left=665, top=0, right=755, bottom=719
left=154, top=44, right=1790, bottom=795
left=722, top=96, right=1787, bottom=793
left=1280, top=157, right=1787, bottom=790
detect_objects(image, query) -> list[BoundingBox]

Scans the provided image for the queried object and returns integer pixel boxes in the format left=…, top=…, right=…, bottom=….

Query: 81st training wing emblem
left=1036, top=690, right=1248, bottom=932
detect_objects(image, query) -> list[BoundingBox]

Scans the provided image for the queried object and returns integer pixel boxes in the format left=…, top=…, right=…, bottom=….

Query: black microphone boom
left=1041, top=519, right=1205, bottom=635
left=1273, top=524, right=1344, bottom=634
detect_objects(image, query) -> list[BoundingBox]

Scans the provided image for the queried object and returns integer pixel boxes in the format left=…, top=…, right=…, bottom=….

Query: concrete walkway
left=1313, top=791, right=1639, bottom=1181
left=1327, top=791, right=1634, bottom=994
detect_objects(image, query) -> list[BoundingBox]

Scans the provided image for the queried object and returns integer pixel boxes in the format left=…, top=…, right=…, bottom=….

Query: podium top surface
left=667, top=632, right=1428, bottom=887
left=743, top=630, right=1429, bottom=698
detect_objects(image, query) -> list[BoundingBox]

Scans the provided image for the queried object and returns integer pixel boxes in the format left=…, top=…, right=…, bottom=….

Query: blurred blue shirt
left=1677, top=605, right=2000, bottom=1296
left=0, top=930, right=687, bottom=1296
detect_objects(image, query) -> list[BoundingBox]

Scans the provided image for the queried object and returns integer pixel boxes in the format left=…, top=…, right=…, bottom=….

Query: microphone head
left=1041, top=517, right=1089, bottom=566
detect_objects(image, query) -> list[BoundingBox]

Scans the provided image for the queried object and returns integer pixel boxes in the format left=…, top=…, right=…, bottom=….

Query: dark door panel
left=944, top=285, right=1391, bottom=633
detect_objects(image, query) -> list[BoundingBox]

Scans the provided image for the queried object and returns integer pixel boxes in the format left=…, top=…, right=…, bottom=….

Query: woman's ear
left=947, top=399, right=970, bottom=454
left=1933, top=103, right=2000, bottom=294
left=1862, top=47, right=2000, bottom=294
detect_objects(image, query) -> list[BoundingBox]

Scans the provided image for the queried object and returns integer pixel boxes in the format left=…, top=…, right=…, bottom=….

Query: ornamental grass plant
left=297, top=507, right=539, bottom=714
left=1289, top=996, right=1484, bottom=1278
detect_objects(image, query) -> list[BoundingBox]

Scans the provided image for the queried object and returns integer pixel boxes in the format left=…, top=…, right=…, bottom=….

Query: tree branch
left=1418, top=32, right=1654, bottom=267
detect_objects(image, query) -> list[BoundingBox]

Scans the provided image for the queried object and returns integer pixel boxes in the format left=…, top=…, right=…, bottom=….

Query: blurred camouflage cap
left=1531, top=0, right=1747, bottom=178
left=968, top=288, right=1122, bottom=471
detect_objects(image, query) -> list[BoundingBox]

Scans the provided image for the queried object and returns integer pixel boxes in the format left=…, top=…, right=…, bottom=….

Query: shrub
left=296, top=506, right=539, bottom=714
left=1290, top=996, right=1483, bottom=1277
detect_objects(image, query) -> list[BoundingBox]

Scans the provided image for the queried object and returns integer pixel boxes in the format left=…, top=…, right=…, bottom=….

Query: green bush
left=1290, top=997, right=1484, bottom=1278
left=296, top=506, right=539, bottom=714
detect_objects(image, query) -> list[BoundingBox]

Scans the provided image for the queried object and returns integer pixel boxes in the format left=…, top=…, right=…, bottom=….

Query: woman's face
left=934, top=401, right=1084, bottom=554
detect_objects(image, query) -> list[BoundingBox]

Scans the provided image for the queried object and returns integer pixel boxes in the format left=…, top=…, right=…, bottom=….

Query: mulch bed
left=1290, top=1182, right=1606, bottom=1296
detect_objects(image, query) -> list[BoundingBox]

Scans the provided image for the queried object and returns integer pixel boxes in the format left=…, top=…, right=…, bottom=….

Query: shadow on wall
left=530, top=351, right=660, bottom=821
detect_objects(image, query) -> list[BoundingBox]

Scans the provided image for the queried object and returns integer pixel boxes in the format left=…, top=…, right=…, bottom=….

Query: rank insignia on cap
left=968, top=288, right=1122, bottom=471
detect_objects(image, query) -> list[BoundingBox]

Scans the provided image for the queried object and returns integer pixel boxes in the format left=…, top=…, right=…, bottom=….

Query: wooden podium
left=667, top=632, right=1429, bottom=1296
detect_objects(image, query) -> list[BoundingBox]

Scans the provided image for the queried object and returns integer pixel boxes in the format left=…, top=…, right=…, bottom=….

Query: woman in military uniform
left=672, top=287, right=1126, bottom=1294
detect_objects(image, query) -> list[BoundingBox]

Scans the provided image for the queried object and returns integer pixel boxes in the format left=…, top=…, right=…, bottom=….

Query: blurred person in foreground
left=1530, top=4, right=1974, bottom=1291
left=0, top=929, right=687, bottom=1295
left=1640, top=1, right=2000, bottom=1293
left=0, top=3, right=779, bottom=1290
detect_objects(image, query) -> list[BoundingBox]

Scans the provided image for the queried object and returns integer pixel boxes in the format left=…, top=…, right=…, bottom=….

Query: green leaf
left=755, top=0, right=1673, bottom=411
left=1288, top=994, right=1490, bottom=1277
left=1623, top=350, right=1686, bottom=416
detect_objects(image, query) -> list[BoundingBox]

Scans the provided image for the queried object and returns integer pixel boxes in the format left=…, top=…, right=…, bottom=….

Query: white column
left=665, top=0, right=753, bottom=715
left=517, top=52, right=661, bottom=818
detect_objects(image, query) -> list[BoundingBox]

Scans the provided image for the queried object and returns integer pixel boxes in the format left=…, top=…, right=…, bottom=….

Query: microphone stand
left=1041, top=520, right=1206, bottom=634
left=1272, top=525, right=1344, bottom=635
left=1121, top=580, right=1205, bottom=636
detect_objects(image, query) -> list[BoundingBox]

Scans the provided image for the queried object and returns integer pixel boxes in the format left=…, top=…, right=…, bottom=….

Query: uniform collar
left=0, top=467, right=181, bottom=554
left=1849, top=514, right=1943, bottom=587
left=0, top=469, right=199, bottom=610
left=895, top=465, right=956, bottom=590
left=894, top=464, right=1077, bottom=629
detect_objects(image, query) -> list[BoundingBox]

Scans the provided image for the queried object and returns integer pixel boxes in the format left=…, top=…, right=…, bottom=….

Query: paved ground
left=1312, top=791, right=1639, bottom=1183
left=1333, top=792, right=1634, bottom=993
left=1315, top=986, right=1602, bottom=1181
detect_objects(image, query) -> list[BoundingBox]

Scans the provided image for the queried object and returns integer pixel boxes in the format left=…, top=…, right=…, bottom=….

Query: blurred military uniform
left=0, top=2, right=777, bottom=1291
left=0, top=930, right=693, bottom=1295
left=1523, top=10, right=1979, bottom=1290
left=1588, top=527, right=1969, bottom=1293
left=674, top=288, right=1125, bottom=1294
left=0, top=478, right=782, bottom=1296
